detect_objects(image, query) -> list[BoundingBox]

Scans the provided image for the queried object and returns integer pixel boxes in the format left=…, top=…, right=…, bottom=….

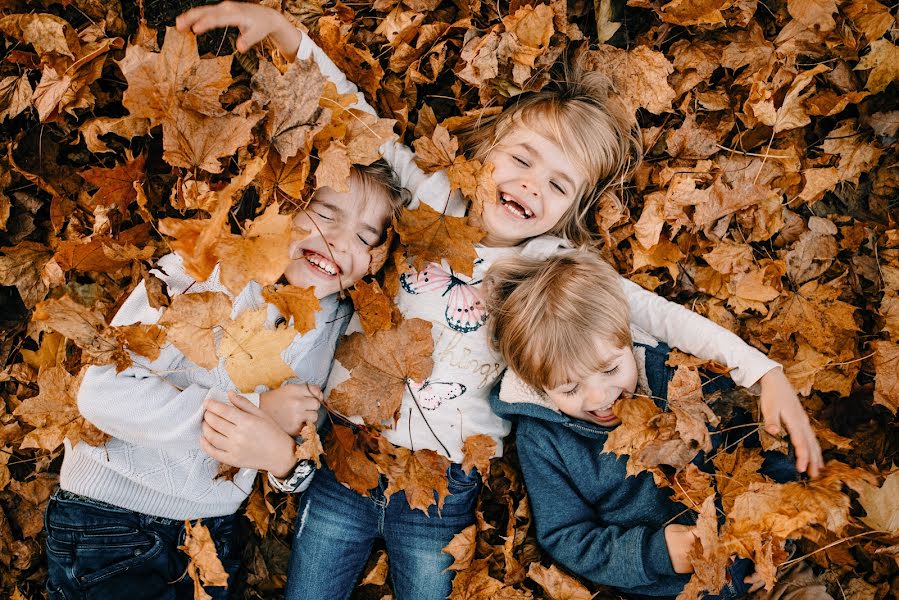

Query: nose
left=520, top=180, right=539, bottom=197
left=326, top=226, right=352, bottom=253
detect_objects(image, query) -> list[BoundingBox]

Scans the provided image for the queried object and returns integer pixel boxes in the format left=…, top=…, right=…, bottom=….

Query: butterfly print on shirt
left=409, top=379, right=468, bottom=410
left=400, top=262, right=487, bottom=333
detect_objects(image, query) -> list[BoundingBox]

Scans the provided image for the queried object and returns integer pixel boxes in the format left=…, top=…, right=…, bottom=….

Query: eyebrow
left=519, top=143, right=577, bottom=190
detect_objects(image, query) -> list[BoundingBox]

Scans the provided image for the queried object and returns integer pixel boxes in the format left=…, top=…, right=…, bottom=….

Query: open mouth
left=587, top=408, right=618, bottom=424
left=499, top=192, right=534, bottom=219
left=303, top=249, right=341, bottom=277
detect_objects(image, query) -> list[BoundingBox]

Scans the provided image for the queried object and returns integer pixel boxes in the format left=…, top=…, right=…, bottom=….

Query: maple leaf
left=374, top=437, right=450, bottom=514
left=79, top=154, right=146, bottom=215
left=0, top=241, right=53, bottom=308
left=713, top=445, right=767, bottom=513
left=0, top=74, right=31, bottom=121
left=178, top=520, right=229, bottom=599
left=32, top=295, right=131, bottom=371
left=161, top=106, right=263, bottom=174
left=0, top=14, right=79, bottom=60
left=666, top=464, right=714, bottom=512
left=329, top=318, right=434, bottom=426
left=526, top=563, right=592, bottom=600
left=158, top=291, right=232, bottom=370
left=53, top=228, right=153, bottom=275
left=679, top=494, right=729, bottom=600
left=449, top=558, right=505, bottom=600
left=244, top=486, right=271, bottom=538
left=854, top=38, right=899, bottom=93
left=252, top=58, right=330, bottom=160
left=872, top=341, right=899, bottom=414
left=158, top=197, right=231, bottom=283
left=396, top=203, right=485, bottom=277
left=118, top=27, right=231, bottom=125
left=14, top=366, right=109, bottom=451
left=115, top=324, right=168, bottom=362
left=294, top=423, right=324, bottom=469
left=844, top=0, right=893, bottom=42
left=461, top=434, right=496, bottom=477
left=323, top=425, right=380, bottom=494
left=443, top=524, right=477, bottom=571
left=348, top=280, right=394, bottom=335
left=857, top=471, right=899, bottom=533
left=262, top=285, right=321, bottom=334
left=315, top=141, right=352, bottom=192
left=667, top=366, right=719, bottom=454
left=220, top=307, right=297, bottom=393
left=258, top=149, right=311, bottom=203
left=78, top=115, right=150, bottom=154
left=415, top=125, right=458, bottom=173
left=217, top=202, right=299, bottom=296
left=584, top=45, right=675, bottom=115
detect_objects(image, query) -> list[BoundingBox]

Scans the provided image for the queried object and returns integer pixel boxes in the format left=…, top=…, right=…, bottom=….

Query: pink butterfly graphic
left=409, top=379, right=467, bottom=410
left=400, top=262, right=487, bottom=333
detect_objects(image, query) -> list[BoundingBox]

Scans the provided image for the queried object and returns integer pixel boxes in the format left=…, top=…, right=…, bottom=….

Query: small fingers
left=204, top=408, right=237, bottom=436
left=202, top=422, right=230, bottom=451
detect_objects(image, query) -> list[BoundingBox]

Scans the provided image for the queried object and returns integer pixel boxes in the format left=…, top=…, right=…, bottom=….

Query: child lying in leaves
left=486, top=249, right=831, bottom=599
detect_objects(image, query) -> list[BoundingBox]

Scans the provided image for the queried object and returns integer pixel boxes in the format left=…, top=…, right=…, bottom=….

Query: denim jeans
left=44, top=490, right=241, bottom=600
left=285, top=460, right=481, bottom=600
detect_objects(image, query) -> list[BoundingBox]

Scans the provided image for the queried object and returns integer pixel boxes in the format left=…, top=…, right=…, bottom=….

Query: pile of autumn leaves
left=0, top=0, right=898, bottom=599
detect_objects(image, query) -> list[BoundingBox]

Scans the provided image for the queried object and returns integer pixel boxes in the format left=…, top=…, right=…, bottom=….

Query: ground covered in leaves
left=0, top=0, right=897, bottom=599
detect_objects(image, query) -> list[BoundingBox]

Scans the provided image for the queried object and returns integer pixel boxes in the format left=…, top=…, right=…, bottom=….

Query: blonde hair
left=457, top=61, right=642, bottom=246
left=352, top=158, right=410, bottom=220
left=485, top=249, right=632, bottom=391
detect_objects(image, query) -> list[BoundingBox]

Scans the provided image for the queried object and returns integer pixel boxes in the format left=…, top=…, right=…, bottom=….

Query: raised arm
left=621, top=277, right=823, bottom=476
left=176, top=2, right=466, bottom=216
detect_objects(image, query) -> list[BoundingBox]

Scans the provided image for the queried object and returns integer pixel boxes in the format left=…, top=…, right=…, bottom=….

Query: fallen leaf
left=324, top=425, right=381, bottom=495
left=872, top=341, right=899, bottom=414
left=396, top=203, right=485, bottom=277
left=361, top=550, right=389, bottom=586
left=348, top=280, right=394, bottom=335
left=295, top=423, right=324, bottom=468
left=158, top=291, right=232, bottom=370
left=178, top=520, right=229, bottom=598
left=461, top=434, right=496, bottom=477
left=854, top=39, right=899, bottom=93
left=262, top=285, right=321, bottom=334
left=219, top=308, right=297, bottom=393
left=527, top=562, right=593, bottom=600
left=442, top=524, right=477, bottom=571
left=79, top=154, right=146, bottom=215
left=857, top=471, right=899, bottom=532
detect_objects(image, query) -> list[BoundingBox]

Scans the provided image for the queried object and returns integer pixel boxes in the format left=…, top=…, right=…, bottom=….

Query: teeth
left=500, top=193, right=533, bottom=218
left=305, top=253, right=338, bottom=276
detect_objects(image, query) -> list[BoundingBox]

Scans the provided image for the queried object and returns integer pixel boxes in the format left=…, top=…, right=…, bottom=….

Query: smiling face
left=544, top=336, right=638, bottom=427
left=480, top=121, right=589, bottom=247
left=284, top=175, right=392, bottom=298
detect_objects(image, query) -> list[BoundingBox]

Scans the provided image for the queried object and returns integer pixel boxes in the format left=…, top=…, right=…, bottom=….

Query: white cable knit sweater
left=60, top=253, right=348, bottom=520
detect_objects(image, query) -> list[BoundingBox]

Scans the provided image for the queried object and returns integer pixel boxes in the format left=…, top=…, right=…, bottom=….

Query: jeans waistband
left=53, top=489, right=187, bottom=527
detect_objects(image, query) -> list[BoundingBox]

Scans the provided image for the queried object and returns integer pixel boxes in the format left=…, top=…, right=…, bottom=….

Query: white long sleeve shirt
left=298, top=33, right=781, bottom=463
left=61, top=253, right=348, bottom=519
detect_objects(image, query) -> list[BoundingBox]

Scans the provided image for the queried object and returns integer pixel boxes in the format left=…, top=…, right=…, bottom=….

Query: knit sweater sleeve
left=620, top=278, right=780, bottom=389
left=76, top=265, right=260, bottom=451
left=294, top=31, right=467, bottom=216
left=516, top=421, right=680, bottom=589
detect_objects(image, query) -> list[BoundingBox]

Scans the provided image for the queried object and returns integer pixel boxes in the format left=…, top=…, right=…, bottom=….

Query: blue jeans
left=44, top=490, right=240, bottom=600
left=285, top=460, right=481, bottom=600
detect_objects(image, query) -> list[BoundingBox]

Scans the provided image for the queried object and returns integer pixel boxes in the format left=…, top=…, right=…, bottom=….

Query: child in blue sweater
left=485, top=250, right=830, bottom=599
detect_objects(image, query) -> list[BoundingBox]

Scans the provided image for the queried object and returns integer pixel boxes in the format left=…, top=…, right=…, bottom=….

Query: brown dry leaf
left=821, top=121, right=884, bottom=185
left=526, top=562, right=593, bottom=600
left=348, top=280, right=394, bottom=335
left=21, top=331, right=66, bottom=371
left=79, top=154, right=146, bottom=215
left=217, top=202, right=298, bottom=296
left=252, top=58, right=330, bottom=160
left=295, top=423, right=324, bottom=468
left=14, top=366, right=108, bottom=451
left=158, top=194, right=231, bottom=282
left=667, top=366, right=719, bottom=454
left=219, top=308, right=297, bottom=393
left=115, top=324, right=167, bottom=361
left=414, top=125, right=458, bottom=173
left=872, top=341, right=899, bottom=414
left=856, top=471, right=899, bottom=533
left=680, top=494, right=730, bottom=600
left=605, top=394, right=664, bottom=475
left=0, top=241, right=53, bottom=308
left=660, top=0, right=727, bottom=26
left=258, top=149, right=310, bottom=203
left=449, top=558, right=505, bottom=599
left=0, top=13, right=79, bottom=60
left=854, top=39, right=899, bottom=93
left=667, top=464, right=714, bottom=512
left=78, top=115, right=150, bottom=153
left=844, top=0, right=893, bottom=42
left=361, top=550, right=390, bottom=586
left=118, top=27, right=231, bottom=125
left=316, top=141, right=352, bottom=192
left=461, top=434, right=496, bottom=477
left=442, top=524, right=477, bottom=571
left=329, top=318, right=434, bottom=426
left=787, top=0, right=838, bottom=31
left=0, top=74, right=32, bottom=121
left=374, top=437, right=450, bottom=514
left=713, top=445, right=767, bottom=513
left=584, top=45, right=675, bottom=115
left=396, top=203, right=485, bottom=277
left=178, top=520, right=229, bottom=598
left=32, top=295, right=131, bottom=371
left=244, top=486, right=270, bottom=538
left=324, top=425, right=380, bottom=495
left=161, top=105, right=263, bottom=174
left=262, top=285, right=321, bottom=334
left=158, top=291, right=232, bottom=370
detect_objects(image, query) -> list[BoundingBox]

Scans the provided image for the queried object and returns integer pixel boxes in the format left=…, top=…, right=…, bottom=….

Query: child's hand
left=758, top=368, right=824, bottom=478
left=664, top=524, right=697, bottom=574
left=259, top=383, right=322, bottom=437
left=744, top=570, right=766, bottom=593
left=175, top=1, right=301, bottom=58
left=201, top=392, right=298, bottom=478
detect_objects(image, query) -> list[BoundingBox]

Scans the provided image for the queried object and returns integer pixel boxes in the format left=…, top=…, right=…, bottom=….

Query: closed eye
left=563, top=385, right=579, bottom=396
left=602, top=365, right=620, bottom=376
left=357, top=233, right=377, bottom=247
left=513, top=155, right=529, bottom=167
left=550, top=181, right=566, bottom=194
left=312, top=210, right=333, bottom=221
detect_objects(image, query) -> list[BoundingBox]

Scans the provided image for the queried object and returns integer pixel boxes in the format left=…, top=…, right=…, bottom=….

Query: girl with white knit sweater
left=179, top=5, right=825, bottom=600
left=43, top=163, right=407, bottom=600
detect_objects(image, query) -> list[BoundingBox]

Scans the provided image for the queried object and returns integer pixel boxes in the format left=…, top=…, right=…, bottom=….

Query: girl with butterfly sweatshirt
left=178, top=5, right=823, bottom=599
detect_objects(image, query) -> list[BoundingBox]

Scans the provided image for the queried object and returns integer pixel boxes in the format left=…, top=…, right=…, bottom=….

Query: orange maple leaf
left=395, top=203, right=485, bottom=277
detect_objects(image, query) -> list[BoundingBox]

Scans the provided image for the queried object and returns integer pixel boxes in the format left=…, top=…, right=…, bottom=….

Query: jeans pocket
left=446, top=463, right=480, bottom=493
left=46, top=580, right=69, bottom=600
left=72, top=528, right=164, bottom=588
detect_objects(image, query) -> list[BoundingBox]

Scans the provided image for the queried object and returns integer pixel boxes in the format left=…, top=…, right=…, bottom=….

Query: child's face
left=284, top=179, right=391, bottom=298
left=481, top=121, right=589, bottom=247
left=544, top=337, right=638, bottom=427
